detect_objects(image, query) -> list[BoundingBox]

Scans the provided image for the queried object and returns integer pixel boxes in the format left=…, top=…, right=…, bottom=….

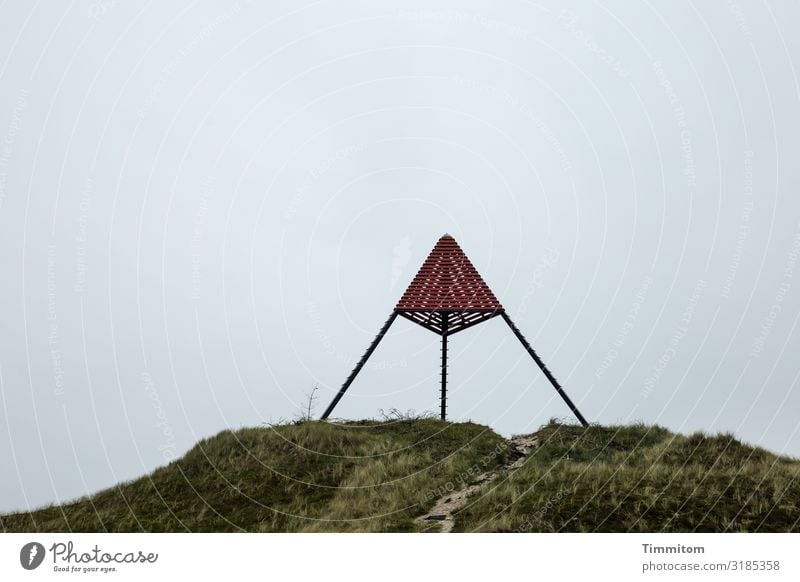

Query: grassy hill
left=2, top=419, right=799, bottom=532
left=454, top=422, right=800, bottom=532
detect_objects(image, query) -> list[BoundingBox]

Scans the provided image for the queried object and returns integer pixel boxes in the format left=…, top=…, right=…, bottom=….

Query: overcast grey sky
left=1, top=0, right=799, bottom=514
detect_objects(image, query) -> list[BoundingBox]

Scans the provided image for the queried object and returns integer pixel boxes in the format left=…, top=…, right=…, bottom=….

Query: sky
left=1, top=0, right=799, bottom=514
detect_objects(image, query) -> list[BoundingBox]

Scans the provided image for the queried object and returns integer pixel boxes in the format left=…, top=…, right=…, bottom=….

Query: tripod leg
left=501, top=312, right=589, bottom=427
left=320, top=312, right=398, bottom=420
left=440, top=314, right=448, bottom=420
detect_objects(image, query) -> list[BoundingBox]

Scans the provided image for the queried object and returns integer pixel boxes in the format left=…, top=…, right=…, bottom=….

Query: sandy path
left=415, top=435, right=539, bottom=533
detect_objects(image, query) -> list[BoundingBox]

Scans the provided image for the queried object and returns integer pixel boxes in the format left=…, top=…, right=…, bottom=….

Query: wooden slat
left=394, top=234, right=504, bottom=311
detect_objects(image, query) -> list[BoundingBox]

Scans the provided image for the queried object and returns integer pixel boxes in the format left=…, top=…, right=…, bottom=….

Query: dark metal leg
left=501, top=312, right=589, bottom=427
left=440, top=313, right=449, bottom=420
left=320, top=312, right=398, bottom=420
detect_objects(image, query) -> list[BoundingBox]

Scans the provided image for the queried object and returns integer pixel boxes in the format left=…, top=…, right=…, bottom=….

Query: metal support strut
left=440, top=312, right=448, bottom=420
left=501, top=312, right=589, bottom=427
left=320, top=312, right=398, bottom=420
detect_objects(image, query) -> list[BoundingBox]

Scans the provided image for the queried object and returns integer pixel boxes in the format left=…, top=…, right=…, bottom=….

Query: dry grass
left=0, top=419, right=509, bottom=533
left=4, top=419, right=797, bottom=532
left=453, top=421, right=800, bottom=532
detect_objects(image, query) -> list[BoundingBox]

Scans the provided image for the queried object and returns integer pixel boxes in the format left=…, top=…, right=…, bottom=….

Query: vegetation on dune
left=2, top=418, right=798, bottom=533
left=0, top=419, right=509, bottom=533
left=453, top=420, right=800, bottom=533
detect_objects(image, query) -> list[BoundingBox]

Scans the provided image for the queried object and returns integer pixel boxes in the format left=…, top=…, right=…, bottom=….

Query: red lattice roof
left=395, top=234, right=503, bottom=312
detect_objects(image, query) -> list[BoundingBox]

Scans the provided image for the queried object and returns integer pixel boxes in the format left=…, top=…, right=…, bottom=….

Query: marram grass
left=2, top=419, right=798, bottom=532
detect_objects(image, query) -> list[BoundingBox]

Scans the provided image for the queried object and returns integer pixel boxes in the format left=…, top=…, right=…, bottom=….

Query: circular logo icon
left=19, top=542, right=45, bottom=570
